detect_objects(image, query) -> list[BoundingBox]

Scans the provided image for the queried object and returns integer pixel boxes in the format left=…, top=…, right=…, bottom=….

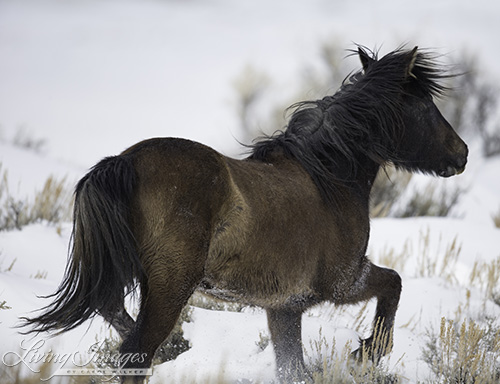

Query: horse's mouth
left=439, top=152, right=468, bottom=177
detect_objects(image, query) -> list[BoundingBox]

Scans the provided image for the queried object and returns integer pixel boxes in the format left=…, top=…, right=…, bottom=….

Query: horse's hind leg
left=266, top=307, right=307, bottom=382
left=100, top=303, right=135, bottom=340
left=119, top=248, right=205, bottom=384
left=346, top=258, right=402, bottom=361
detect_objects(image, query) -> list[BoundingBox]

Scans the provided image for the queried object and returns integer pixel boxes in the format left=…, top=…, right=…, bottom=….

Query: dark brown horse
left=23, top=46, right=468, bottom=382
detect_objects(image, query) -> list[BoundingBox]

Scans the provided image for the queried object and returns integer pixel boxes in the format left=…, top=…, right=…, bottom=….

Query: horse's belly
left=197, top=270, right=320, bottom=310
left=205, top=209, right=322, bottom=309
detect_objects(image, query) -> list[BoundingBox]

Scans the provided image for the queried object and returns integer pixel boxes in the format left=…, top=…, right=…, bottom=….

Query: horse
left=23, top=46, right=468, bottom=383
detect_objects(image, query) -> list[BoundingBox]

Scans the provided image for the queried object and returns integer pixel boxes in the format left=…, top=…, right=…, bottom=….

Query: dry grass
left=30, top=270, right=49, bottom=279
left=31, top=176, right=72, bottom=224
left=370, top=166, right=413, bottom=218
left=11, top=127, right=47, bottom=154
left=422, top=317, right=500, bottom=384
left=0, top=257, right=17, bottom=273
left=373, top=228, right=462, bottom=284
left=305, top=324, right=401, bottom=384
left=0, top=359, right=97, bottom=384
left=316, top=299, right=373, bottom=337
left=395, top=182, right=463, bottom=218
left=376, top=243, right=410, bottom=274
left=370, top=166, right=464, bottom=219
left=469, top=256, right=500, bottom=305
left=415, top=229, right=461, bottom=284
left=232, top=64, right=270, bottom=143
left=0, top=163, right=72, bottom=231
left=493, top=207, right=500, bottom=228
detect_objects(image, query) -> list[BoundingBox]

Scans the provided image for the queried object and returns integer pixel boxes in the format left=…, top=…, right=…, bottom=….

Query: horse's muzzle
left=439, top=164, right=465, bottom=177
left=439, top=148, right=468, bottom=177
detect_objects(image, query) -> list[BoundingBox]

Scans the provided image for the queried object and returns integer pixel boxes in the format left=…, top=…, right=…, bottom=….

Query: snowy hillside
left=1, top=0, right=500, bottom=383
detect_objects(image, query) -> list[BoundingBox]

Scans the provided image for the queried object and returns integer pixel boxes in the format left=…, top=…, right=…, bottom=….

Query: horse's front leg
left=266, top=307, right=308, bottom=382
left=344, top=258, right=402, bottom=362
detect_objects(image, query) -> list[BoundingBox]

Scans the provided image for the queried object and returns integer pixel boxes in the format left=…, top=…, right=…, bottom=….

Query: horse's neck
left=361, top=160, right=382, bottom=197
left=329, top=150, right=381, bottom=201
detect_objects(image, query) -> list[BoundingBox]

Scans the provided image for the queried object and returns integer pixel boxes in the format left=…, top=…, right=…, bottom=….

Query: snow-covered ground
left=1, top=0, right=500, bottom=383
left=1, top=149, right=499, bottom=383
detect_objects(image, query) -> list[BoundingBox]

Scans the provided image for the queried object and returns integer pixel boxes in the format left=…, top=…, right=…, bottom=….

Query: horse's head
left=359, top=47, right=468, bottom=177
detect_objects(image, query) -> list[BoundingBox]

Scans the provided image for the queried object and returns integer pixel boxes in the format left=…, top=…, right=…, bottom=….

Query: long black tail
left=22, top=155, right=143, bottom=334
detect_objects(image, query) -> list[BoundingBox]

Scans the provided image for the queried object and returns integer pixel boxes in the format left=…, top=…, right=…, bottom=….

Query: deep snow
left=1, top=0, right=500, bottom=383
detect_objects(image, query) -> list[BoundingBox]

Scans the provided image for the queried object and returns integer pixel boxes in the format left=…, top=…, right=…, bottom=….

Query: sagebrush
left=0, top=163, right=72, bottom=231
left=422, top=317, right=500, bottom=384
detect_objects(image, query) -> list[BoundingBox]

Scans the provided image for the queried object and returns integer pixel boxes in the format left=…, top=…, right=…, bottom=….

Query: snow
left=2, top=0, right=500, bottom=167
left=1, top=0, right=500, bottom=382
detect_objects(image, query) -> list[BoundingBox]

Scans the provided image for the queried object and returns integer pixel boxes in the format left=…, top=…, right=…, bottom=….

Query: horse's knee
left=362, top=264, right=401, bottom=305
left=383, top=267, right=402, bottom=294
left=368, top=264, right=401, bottom=290
left=370, top=266, right=402, bottom=318
left=338, top=260, right=401, bottom=305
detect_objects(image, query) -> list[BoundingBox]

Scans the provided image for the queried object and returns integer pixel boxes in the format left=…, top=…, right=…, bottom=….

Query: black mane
left=249, top=46, right=449, bottom=207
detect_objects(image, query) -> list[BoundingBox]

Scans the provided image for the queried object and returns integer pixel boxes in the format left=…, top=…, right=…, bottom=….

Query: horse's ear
left=406, top=46, right=419, bottom=79
left=358, top=47, right=374, bottom=72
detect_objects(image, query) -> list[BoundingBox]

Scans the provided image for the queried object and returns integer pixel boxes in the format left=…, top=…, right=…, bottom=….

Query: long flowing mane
left=249, top=46, right=450, bottom=207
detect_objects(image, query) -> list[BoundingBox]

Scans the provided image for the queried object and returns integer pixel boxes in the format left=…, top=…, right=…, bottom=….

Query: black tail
left=22, top=155, right=143, bottom=334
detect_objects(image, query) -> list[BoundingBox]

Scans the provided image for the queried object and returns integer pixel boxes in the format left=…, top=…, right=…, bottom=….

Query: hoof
left=351, top=335, right=392, bottom=364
